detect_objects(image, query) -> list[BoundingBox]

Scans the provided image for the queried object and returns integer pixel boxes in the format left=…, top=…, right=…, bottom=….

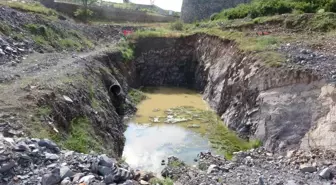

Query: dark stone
left=13, top=142, right=31, bottom=152
left=60, top=166, right=74, bottom=179
left=38, top=139, right=60, bottom=153
left=0, top=161, right=16, bottom=173
left=98, top=166, right=113, bottom=176
left=104, top=174, right=116, bottom=184
left=41, top=168, right=61, bottom=185
left=99, top=154, right=116, bottom=167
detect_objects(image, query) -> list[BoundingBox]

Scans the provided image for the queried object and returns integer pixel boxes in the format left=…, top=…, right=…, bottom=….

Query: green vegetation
left=166, top=106, right=262, bottom=159
left=149, top=178, right=174, bottom=185
left=128, top=88, right=147, bottom=105
left=62, top=117, right=102, bottom=153
left=256, top=51, right=286, bottom=67
left=89, top=84, right=100, bottom=109
left=0, top=2, right=57, bottom=16
left=38, top=106, right=52, bottom=116
left=130, top=29, right=183, bottom=40
left=169, top=160, right=184, bottom=168
left=74, top=8, right=94, bottom=20
left=170, top=20, right=184, bottom=31
left=213, top=0, right=336, bottom=20
left=0, top=21, right=11, bottom=35
left=25, top=23, right=93, bottom=51
left=117, top=40, right=134, bottom=61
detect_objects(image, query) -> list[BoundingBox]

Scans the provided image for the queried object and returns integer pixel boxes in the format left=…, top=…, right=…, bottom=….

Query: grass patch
left=167, top=106, right=262, bottom=159
left=117, top=40, right=134, bottom=62
left=59, top=39, right=82, bottom=50
left=149, top=178, right=174, bottom=185
left=0, top=21, right=11, bottom=35
left=0, top=2, right=57, bottom=16
left=129, top=29, right=183, bottom=40
left=193, top=28, right=283, bottom=51
left=37, top=106, right=52, bottom=116
left=213, top=0, right=336, bottom=20
left=170, top=20, right=184, bottom=31
left=89, top=83, right=100, bottom=109
left=309, top=12, right=336, bottom=31
left=62, top=117, right=102, bottom=153
left=169, top=160, right=184, bottom=168
left=128, top=88, right=147, bottom=105
left=25, top=23, right=93, bottom=51
left=256, top=51, right=286, bottom=67
left=12, top=33, right=25, bottom=41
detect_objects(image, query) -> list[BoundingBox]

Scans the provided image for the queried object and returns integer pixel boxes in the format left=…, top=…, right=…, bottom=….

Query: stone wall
left=181, top=0, right=251, bottom=23
left=41, top=0, right=177, bottom=23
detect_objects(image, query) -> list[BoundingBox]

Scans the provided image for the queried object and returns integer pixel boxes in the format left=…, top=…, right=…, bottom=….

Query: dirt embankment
left=127, top=34, right=336, bottom=153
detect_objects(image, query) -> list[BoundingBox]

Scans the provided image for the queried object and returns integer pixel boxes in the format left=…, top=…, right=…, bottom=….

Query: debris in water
left=188, top=124, right=201, bottom=128
left=153, top=108, right=160, bottom=112
left=63, top=95, right=73, bottom=103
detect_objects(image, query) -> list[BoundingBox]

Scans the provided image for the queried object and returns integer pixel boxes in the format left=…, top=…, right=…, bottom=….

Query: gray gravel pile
left=0, top=135, right=143, bottom=185
left=162, top=148, right=336, bottom=185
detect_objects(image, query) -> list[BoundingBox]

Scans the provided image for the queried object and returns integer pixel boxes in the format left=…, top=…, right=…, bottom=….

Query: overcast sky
left=108, top=0, right=183, bottom=12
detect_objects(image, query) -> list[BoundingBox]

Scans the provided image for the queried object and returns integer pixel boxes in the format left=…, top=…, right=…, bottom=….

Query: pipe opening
left=109, top=84, right=122, bottom=96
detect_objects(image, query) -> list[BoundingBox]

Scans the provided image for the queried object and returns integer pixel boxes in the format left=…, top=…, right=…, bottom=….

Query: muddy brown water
left=123, top=87, right=213, bottom=174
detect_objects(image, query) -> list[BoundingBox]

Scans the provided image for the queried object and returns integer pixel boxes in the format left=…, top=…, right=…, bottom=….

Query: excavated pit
left=125, top=34, right=333, bottom=153
left=37, top=33, right=335, bottom=161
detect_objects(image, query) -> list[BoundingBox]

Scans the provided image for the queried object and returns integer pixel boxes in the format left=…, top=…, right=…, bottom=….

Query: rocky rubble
left=0, top=134, right=155, bottom=185
left=0, top=36, right=31, bottom=66
left=162, top=148, right=336, bottom=185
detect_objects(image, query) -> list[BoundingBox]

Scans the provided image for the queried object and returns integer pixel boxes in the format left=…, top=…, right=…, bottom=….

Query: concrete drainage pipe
left=109, top=83, right=122, bottom=96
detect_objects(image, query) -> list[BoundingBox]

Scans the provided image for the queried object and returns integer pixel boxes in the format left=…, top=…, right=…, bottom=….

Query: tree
left=123, top=0, right=130, bottom=3
left=75, top=0, right=98, bottom=21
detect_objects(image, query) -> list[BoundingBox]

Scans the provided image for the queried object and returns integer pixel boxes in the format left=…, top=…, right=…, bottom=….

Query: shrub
left=170, top=20, right=184, bottom=31
left=118, top=40, right=134, bottom=62
left=213, top=0, right=336, bottom=20
left=74, top=8, right=93, bottom=20
left=128, top=89, right=146, bottom=104
left=0, top=21, right=11, bottom=35
left=325, top=0, right=336, bottom=12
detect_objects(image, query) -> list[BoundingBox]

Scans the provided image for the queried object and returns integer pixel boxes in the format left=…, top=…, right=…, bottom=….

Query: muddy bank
left=126, top=33, right=336, bottom=153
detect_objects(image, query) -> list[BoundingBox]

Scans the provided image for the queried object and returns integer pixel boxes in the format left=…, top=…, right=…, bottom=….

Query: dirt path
left=0, top=45, right=115, bottom=119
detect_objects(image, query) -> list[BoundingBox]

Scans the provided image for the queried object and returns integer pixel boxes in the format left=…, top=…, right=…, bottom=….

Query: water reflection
left=123, top=122, right=211, bottom=174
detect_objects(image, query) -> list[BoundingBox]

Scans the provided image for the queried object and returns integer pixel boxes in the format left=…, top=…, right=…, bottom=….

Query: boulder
left=60, top=177, right=71, bottom=185
left=98, top=166, right=113, bottom=176
left=45, top=153, right=59, bottom=161
left=319, top=167, right=331, bottom=179
left=79, top=175, right=95, bottom=184
left=60, top=166, right=74, bottom=179
left=99, top=154, right=116, bottom=167
left=0, top=161, right=16, bottom=173
left=207, top=164, right=219, bottom=174
left=38, top=139, right=60, bottom=153
left=41, top=168, right=61, bottom=185
left=300, top=164, right=317, bottom=173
